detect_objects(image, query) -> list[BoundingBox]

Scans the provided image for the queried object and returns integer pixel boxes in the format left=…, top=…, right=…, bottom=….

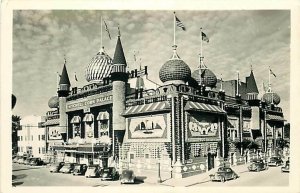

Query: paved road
left=192, top=166, right=289, bottom=186
left=12, top=163, right=288, bottom=187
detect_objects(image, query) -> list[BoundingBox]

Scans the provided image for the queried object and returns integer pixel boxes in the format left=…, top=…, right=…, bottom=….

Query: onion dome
left=191, top=68, right=217, bottom=88
left=159, top=45, right=191, bottom=84
left=48, top=96, right=59, bottom=108
left=262, top=92, right=281, bottom=105
left=85, top=47, right=113, bottom=82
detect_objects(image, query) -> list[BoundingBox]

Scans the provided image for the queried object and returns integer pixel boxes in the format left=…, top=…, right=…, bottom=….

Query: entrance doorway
left=207, top=152, right=215, bottom=170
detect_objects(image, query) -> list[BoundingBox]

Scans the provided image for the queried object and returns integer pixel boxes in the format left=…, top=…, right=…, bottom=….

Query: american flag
left=270, top=69, right=276, bottom=77
left=175, top=15, right=186, bottom=31
left=103, top=20, right=111, bottom=40
left=201, top=32, right=209, bottom=43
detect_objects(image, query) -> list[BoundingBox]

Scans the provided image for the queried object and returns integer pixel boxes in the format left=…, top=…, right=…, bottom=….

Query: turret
left=111, top=35, right=128, bottom=133
left=57, top=61, right=71, bottom=133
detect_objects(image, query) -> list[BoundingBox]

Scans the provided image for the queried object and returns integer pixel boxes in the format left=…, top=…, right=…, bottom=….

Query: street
left=191, top=166, right=289, bottom=187
left=12, top=163, right=289, bottom=187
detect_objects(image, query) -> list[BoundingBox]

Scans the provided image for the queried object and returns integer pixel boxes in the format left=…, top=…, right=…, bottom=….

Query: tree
left=12, top=115, right=21, bottom=154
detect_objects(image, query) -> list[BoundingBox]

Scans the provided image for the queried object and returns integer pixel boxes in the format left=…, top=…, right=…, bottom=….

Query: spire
left=170, top=45, right=180, bottom=60
left=246, top=70, right=259, bottom=93
left=113, top=36, right=127, bottom=66
left=59, top=60, right=71, bottom=86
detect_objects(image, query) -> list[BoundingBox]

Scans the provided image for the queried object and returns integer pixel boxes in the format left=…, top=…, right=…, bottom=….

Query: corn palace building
left=42, top=33, right=286, bottom=179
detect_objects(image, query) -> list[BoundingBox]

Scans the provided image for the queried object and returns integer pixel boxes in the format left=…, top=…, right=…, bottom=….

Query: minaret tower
left=57, top=59, right=71, bottom=135
left=111, top=34, right=128, bottom=154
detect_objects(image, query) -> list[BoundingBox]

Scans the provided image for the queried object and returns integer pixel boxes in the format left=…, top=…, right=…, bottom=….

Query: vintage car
left=120, top=169, right=136, bottom=184
left=209, top=167, right=239, bottom=182
left=281, top=160, right=290, bottom=173
left=16, top=157, right=25, bottom=164
left=268, top=156, right=283, bottom=167
left=85, top=165, right=101, bottom=178
left=60, top=163, right=76, bottom=173
left=248, top=159, right=268, bottom=172
left=99, top=167, right=119, bottom=181
left=49, top=162, right=65, bottom=173
left=73, top=164, right=88, bottom=176
left=29, top=157, right=44, bottom=166
left=13, top=156, right=21, bottom=163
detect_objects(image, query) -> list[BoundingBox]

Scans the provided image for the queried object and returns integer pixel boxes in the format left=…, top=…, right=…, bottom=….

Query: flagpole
left=237, top=71, right=239, bottom=96
left=101, top=16, right=103, bottom=49
left=200, top=27, right=203, bottom=58
left=173, top=12, right=176, bottom=46
left=220, top=73, right=223, bottom=91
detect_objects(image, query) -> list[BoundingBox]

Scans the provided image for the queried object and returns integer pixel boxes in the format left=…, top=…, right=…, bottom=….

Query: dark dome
left=191, top=69, right=217, bottom=88
left=159, top=59, right=191, bottom=83
left=48, top=96, right=59, bottom=108
left=262, top=92, right=281, bottom=105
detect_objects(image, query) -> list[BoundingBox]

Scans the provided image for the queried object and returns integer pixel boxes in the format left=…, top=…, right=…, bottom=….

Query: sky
left=12, top=10, right=290, bottom=122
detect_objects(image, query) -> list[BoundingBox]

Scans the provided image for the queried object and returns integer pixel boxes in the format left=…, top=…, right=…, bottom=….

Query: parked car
left=73, top=164, right=88, bottom=176
left=13, top=156, right=21, bottom=163
left=248, top=159, right=268, bottom=172
left=60, top=163, right=76, bottom=173
left=85, top=165, right=101, bottom=178
left=100, top=167, right=119, bottom=181
left=17, top=157, right=25, bottom=164
left=49, top=162, right=65, bottom=173
left=281, top=160, right=290, bottom=173
left=120, top=169, right=136, bottom=184
left=268, top=156, right=283, bottom=167
left=29, top=157, right=44, bottom=166
left=209, top=167, right=239, bottom=182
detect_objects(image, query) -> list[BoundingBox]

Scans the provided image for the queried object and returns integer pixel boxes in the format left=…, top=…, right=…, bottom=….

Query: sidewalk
left=141, top=163, right=250, bottom=187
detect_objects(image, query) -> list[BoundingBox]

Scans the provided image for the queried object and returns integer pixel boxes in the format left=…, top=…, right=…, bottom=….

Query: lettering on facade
left=67, top=95, right=112, bottom=111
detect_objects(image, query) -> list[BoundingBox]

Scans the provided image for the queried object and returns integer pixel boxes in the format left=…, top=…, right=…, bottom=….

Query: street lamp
left=157, top=147, right=162, bottom=183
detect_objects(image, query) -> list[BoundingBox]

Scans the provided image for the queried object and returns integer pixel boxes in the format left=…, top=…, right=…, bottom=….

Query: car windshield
left=218, top=167, right=227, bottom=172
left=103, top=168, right=111, bottom=172
left=88, top=166, right=96, bottom=169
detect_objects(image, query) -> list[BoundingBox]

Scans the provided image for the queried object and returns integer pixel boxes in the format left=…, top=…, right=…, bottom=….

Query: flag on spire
left=74, top=72, right=78, bottom=81
left=175, top=14, right=186, bottom=31
left=117, top=24, right=121, bottom=37
left=103, top=20, right=111, bottom=40
left=201, top=32, right=209, bottom=43
left=270, top=69, right=276, bottom=77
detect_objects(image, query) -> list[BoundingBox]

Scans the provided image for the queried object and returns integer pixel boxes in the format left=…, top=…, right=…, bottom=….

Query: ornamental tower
left=111, top=34, right=128, bottom=137
left=57, top=60, right=71, bottom=133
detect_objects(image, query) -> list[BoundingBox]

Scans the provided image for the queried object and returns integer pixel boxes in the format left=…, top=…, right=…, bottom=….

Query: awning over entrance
left=123, top=101, right=170, bottom=116
left=266, top=114, right=285, bottom=122
left=185, top=101, right=225, bottom=114
left=42, top=119, right=59, bottom=126
left=70, top=116, right=81, bottom=124
left=83, top=114, right=94, bottom=122
left=97, top=111, right=109, bottom=120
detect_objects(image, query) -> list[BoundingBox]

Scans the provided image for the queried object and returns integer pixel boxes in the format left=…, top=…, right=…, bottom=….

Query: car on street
left=29, top=157, right=44, bottom=166
left=248, top=159, right=268, bottom=172
left=268, top=156, right=283, bottom=167
left=60, top=163, right=76, bottom=174
left=49, top=162, right=65, bottom=173
left=13, top=156, right=21, bottom=163
left=120, top=169, right=136, bottom=184
left=209, top=167, right=239, bottom=182
left=16, top=157, right=25, bottom=164
left=24, top=158, right=34, bottom=165
left=99, top=167, right=119, bottom=181
left=85, top=165, right=101, bottom=178
left=73, top=164, right=88, bottom=176
left=281, top=160, right=290, bottom=173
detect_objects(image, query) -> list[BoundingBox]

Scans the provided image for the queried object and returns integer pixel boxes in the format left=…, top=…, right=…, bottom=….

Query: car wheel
left=221, top=176, right=225, bottom=183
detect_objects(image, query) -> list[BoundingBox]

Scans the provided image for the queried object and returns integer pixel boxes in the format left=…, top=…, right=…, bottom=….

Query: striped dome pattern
left=262, top=92, right=281, bottom=105
left=191, top=69, right=217, bottom=88
left=85, top=50, right=113, bottom=82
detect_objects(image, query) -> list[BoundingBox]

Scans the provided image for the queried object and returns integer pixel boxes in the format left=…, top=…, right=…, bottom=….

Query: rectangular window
left=32, top=135, right=33, bottom=141
left=42, top=135, right=45, bottom=140
left=39, top=147, right=41, bottom=154
left=38, top=135, right=40, bottom=141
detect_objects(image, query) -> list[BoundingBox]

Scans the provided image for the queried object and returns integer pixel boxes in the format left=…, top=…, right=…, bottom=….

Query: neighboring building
left=44, top=33, right=286, bottom=179
left=17, top=115, right=46, bottom=158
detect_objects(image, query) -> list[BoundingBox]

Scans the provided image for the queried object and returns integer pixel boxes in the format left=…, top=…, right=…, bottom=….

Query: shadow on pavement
left=12, top=181, right=24, bottom=187
left=13, top=167, right=41, bottom=172
left=12, top=174, right=27, bottom=180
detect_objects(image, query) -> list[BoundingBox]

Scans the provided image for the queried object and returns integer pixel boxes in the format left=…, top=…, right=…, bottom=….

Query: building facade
left=17, top=115, right=46, bottom=158
left=45, top=34, right=286, bottom=179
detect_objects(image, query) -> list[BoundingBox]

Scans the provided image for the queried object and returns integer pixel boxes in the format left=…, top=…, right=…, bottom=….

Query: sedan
left=73, top=164, right=88, bottom=176
left=100, top=167, right=119, bottom=181
left=248, top=159, right=268, bottom=172
left=49, top=162, right=65, bottom=173
left=60, top=163, right=76, bottom=173
left=29, top=157, right=44, bottom=166
left=120, top=169, right=135, bottom=184
left=209, top=167, right=239, bottom=182
left=85, top=165, right=101, bottom=178
left=268, top=157, right=283, bottom=167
